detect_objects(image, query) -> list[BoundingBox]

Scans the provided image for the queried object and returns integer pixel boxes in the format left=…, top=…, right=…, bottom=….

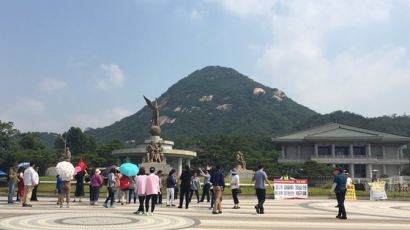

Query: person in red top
left=119, top=175, right=130, bottom=205
left=16, top=169, right=25, bottom=202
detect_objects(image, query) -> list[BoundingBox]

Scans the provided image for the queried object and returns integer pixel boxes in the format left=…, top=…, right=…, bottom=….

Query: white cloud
left=67, top=107, right=133, bottom=129
left=16, top=97, right=45, bottom=114
left=213, top=0, right=410, bottom=116
left=190, top=8, right=203, bottom=20
left=39, top=78, right=67, bottom=91
left=212, top=0, right=277, bottom=17
left=96, top=64, right=125, bottom=90
left=0, top=97, right=49, bottom=132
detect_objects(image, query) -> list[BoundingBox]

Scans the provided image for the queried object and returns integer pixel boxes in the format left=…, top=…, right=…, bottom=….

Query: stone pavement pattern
left=0, top=197, right=409, bottom=230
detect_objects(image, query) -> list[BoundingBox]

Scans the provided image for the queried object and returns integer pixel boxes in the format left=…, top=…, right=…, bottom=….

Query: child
left=56, top=175, right=62, bottom=206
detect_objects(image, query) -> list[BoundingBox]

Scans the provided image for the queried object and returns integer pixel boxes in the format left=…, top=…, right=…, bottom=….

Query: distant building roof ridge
left=272, top=122, right=410, bottom=141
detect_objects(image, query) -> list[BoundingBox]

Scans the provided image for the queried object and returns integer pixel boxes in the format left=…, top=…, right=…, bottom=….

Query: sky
left=1, top=0, right=410, bottom=133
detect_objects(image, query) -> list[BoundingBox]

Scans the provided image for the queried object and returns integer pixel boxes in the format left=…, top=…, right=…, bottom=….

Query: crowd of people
left=6, top=162, right=39, bottom=207
left=10, top=161, right=342, bottom=217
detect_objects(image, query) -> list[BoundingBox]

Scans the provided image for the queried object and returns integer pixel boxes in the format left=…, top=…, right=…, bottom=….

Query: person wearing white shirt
left=230, top=169, right=240, bottom=209
left=22, top=162, right=39, bottom=207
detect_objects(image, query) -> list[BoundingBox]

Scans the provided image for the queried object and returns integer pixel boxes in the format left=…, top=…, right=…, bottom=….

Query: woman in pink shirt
left=145, top=167, right=160, bottom=215
left=134, top=167, right=147, bottom=215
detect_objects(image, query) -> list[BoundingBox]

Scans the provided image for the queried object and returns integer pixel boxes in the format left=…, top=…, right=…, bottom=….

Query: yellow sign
left=368, top=181, right=387, bottom=200
left=345, top=184, right=356, bottom=200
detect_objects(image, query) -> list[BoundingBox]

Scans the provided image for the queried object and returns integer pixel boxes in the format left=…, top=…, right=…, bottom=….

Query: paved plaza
left=0, top=197, right=409, bottom=230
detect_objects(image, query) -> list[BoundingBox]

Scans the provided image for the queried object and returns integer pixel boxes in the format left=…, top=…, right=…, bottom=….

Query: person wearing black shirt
left=210, top=165, right=225, bottom=214
left=178, top=165, right=192, bottom=209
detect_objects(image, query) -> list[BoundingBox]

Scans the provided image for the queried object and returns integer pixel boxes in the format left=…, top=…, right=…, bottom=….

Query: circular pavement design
left=0, top=212, right=198, bottom=230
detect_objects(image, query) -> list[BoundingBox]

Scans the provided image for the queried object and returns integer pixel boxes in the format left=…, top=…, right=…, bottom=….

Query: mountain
left=86, top=66, right=318, bottom=143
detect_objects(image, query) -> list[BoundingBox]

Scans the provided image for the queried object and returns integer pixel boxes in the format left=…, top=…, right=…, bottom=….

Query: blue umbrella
left=0, top=170, right=7, bottom=177
left=119, top=163, right=139, bottom=177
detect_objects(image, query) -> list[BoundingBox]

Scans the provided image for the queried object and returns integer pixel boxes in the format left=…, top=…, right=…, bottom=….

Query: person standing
left=331, top=167, right=347, bottom=219
left=115, top=171, right=122, bottom=203
left=252, top=164, right=271, bottom=214
left=178, top=165, right=192, bottom=209
left=210, top=165, right=225, bottom=214
left=90, top=169, right=103, bottom=205
left=16, top=168, right=25, bottom=202
left=119, top=175, right=130, bottom=205
left=7, top=163, right=18, bottom=204
left=103, top=168, right=117, bottom=208
left=230, top=169, right=240, bottom=209
left=56, top=175, right=63, bottom=206
left=22, top=162, right=39, bottom=207
left=166, top=169, right=176, bottom=207
left=74, top=170, right=85, bottom=202
left=199, top=169, right=211, bottom=203
left=60, top=168, right=73, bottom=208
left=156, top=170, right=163, bottom=204
left=30, top=166, right=40, bottom=201
left=128, top=175, right=137, bottom=204
left=145, top=167, right=160, bottom=215
left=134, top=167, right=147, bottom=215
left=189, top=172, right=201, bottom=203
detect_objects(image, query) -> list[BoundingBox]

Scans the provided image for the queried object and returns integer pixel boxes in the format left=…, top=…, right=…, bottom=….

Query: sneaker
left=143, top=212, right=148, bottom=216
left=212, top=211, right=219, bottom=214
left=103, top=203, right=108, bottom=208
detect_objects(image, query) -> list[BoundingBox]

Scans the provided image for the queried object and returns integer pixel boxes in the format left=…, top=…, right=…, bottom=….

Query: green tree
left=57, top=127, right=97, bottom=155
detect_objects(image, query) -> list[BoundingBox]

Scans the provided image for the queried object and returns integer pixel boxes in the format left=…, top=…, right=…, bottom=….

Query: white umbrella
left=56, top=161, right=75, bottom=181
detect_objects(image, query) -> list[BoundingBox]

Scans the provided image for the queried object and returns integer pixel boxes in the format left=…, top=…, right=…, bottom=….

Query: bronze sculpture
left=143, top=96, right=168, bottom=127
left=236, top=151, right=246, bottom=170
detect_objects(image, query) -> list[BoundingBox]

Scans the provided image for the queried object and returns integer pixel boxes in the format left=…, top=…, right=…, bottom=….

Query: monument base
left=236, top=169, right=254, bottom=179
left=139, top=162, right=173, bottom=174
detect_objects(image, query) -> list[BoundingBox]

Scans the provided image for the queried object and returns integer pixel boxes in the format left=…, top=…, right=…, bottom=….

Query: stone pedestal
left=139, top=162, right=172, bottom=174
left=236, top=168, right=255, bottom=179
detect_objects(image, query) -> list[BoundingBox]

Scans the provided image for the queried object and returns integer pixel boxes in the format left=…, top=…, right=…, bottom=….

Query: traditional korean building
left=272, top=123, right=410, bottom=179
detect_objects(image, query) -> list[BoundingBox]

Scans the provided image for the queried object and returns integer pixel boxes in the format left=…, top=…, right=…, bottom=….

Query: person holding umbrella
left=56, top=161, right=75, bottom=208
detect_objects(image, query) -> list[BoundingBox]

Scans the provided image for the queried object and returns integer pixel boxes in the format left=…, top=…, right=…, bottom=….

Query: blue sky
left=1, top=0, right=410, bottom=133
